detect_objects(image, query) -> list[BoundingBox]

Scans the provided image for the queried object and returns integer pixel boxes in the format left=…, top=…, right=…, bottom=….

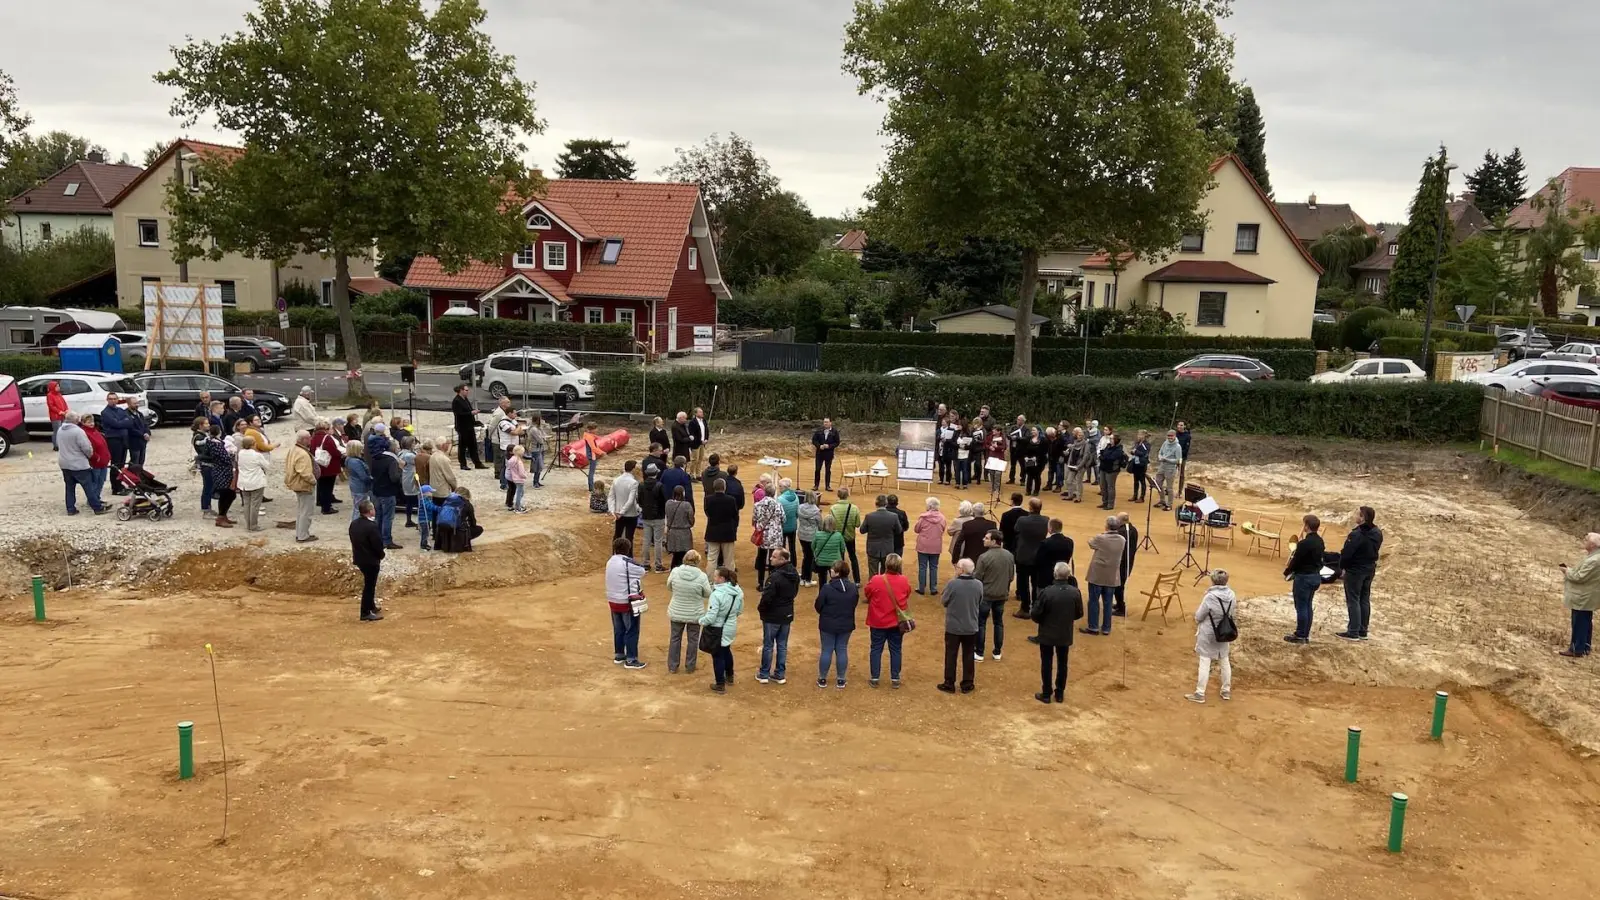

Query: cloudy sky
left=3, top=0, right=1595, bottom=223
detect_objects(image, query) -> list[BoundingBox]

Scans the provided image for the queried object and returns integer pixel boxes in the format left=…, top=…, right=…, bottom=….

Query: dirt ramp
left=156, top=546, right=361, bottom=595
left=1476, top=457, right=1600, bottom=538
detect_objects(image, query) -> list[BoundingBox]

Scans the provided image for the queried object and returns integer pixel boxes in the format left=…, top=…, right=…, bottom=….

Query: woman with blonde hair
left=667, top=549, right=711, bottom=674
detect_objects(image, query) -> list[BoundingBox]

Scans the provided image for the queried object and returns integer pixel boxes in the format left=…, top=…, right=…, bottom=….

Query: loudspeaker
left=1184, top=483, right=1208, bottom=504
left=400, top=364, right=416, bottom=384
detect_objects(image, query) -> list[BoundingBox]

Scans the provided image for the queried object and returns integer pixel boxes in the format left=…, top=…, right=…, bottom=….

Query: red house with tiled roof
left=3, top=154, right=143, bottom=250
left=403, top=179, right=729, bottom=353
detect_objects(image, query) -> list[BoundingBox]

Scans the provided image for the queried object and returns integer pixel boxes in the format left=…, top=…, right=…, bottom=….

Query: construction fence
left=1481, top=390, right=1600, bottom=473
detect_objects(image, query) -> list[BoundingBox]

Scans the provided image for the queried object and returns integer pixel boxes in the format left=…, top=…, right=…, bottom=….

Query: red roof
left=347, top=276, right=402, bottom=296
left=401, top=257, right=506, bottom=292
left=1505, top=167, right=1600, bottom=230
left=6, top=159, right=143, bottom=215
left=1081, top=251, right=1135, bottom=270
left=1145, top=260, right=1275, bottom=284
left=834, top=229, right=868, bottom=252
left=105, top=139, right=244, bottom=209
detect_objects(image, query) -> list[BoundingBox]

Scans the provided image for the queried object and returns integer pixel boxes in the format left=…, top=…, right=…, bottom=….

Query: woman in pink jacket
left=912, top=496, right=948, bottom=595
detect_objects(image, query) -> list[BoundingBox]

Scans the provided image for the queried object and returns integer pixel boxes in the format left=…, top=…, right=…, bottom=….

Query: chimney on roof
left=86, top=150, right=105, bottom=164
left=1460, top=191, right=1476, bottom=206
left=1307, top=193, right=1317, bottom=209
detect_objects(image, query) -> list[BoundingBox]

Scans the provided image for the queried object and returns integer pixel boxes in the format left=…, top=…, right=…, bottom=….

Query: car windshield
left=542, top=355, right=578, bottom=374
left=108, top=378, right=143, bottom=394
left=1332, top=361, right=1361, bottom=373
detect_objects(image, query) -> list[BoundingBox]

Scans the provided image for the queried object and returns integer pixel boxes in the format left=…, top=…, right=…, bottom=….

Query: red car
left=1525, top=379, right=1600, bottom=411
left=1173, top=367, right=1251, bottom=383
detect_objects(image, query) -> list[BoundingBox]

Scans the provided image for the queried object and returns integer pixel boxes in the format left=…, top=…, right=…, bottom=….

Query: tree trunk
left=331, top=253, right=368, bottom=399
left=1013, top=247, right=1040, bottom=376
left=1539, top=265, right=1560, bottom=318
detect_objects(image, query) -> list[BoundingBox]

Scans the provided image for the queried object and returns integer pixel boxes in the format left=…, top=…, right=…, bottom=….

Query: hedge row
left=817, top=343, right=1318, bottom=380
left=1476, top=316, right=1600, bottom=341
left=435, top=316, right=631, bottom=339
left=595, top=370, right=1481, bottom=443
left=827, top=329, right=1314, bottom=351
left=1378, top=335, right=1497, bottom=359
left=0, top=354, right=63, bottom=379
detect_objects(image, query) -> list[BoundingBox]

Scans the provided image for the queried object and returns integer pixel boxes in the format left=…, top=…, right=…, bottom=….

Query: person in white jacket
left=236, top=435, right=273, bottom=532
left=605, top=538, right=649, bottom=669
left=1186, top=570, right=1237, bottom=703
left=291, top=387, right=318, bottom=432
left=609, top=460, right=642, bottom=550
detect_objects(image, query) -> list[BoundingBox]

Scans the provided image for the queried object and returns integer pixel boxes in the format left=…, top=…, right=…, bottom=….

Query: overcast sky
left=3, top=0, right=1595, bottom=224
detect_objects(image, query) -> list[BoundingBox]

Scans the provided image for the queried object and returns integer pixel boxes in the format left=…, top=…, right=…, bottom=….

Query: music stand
left=1192, top=496, right=1222, bottom=586
left=1139, top=475, right=1159, bottom=553
left=1173, top=506, right=1202, bottom=572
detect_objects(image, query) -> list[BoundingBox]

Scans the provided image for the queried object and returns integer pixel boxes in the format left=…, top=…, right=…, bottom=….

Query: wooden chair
left=1140, top=571, right=1185, bottom=623
left=1242, top=512, right=1286, bottom=558
left=841, top=458, right=869, bottom=490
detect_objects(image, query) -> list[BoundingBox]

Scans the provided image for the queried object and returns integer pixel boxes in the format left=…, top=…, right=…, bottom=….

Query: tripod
left=1192, top=517, right=1216, bottom=586
left=1139, top=475, right=1159, bottom=553
left=1173, top=508, right=1201, bottom=572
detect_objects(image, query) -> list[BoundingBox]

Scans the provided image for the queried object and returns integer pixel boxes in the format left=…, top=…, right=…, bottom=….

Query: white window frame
left=1584, top=245, right=1600, bottom=262
left=1197, top=290, right=1227, bottom=327
left=1234, top=224, right=1260, bottom=253
left=526, top=212, right=552, bottom=230
left=585, top=307, right=604, bottom=324
left=137, top=219, right=159, bottom=247
left=514, top=244, right=536, bottom=268
left=1085, top=282, right=1096, bottom=307
left=63, top=182, right=80, bottom=197
left=449, top=299, right=469, bottom=309
left=615, top=308, right=636, bottom=328
left=543, top=241, right=567, bottom=270
left=601, top=238, right=624, bottom=264
left=688, top=247, right=699, bottom=270
left=1387, top=242, right=1399, bottom=256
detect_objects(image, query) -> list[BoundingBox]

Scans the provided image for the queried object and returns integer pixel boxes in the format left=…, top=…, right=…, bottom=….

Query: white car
left=1310, top=357, right=1426, bottom=384
left=1541, top=342, right=1600, bottom=365
left=16, top=372, right=153, bottom=428
left=1458, top=358, right=1600, bottom=392
left=886, top=366, right=939, bottom=377
left=480, top=350, right=595, bottom=403
left=109, top=330, right=150, bottom=362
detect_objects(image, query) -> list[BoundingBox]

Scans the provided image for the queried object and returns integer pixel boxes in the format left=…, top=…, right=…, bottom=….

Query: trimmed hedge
left=818, top=343, right=1318, bottom=380
left=827, top=329, right=1313, bottom=351
left=0, top=354, right=63, bottom=379
left=435, top=316, right=630, bottom=340
left=1377, top=334, right=1496, bottom=359
left=596, top=370, right=1481, bottom=443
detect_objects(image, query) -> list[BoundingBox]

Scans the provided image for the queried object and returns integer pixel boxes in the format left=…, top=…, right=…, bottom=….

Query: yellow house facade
left=1504, top=167, right=1600, bottom=326
left=107, top=140, right=372, bottom=313
left=1080, top=155, right=1323, bottom=339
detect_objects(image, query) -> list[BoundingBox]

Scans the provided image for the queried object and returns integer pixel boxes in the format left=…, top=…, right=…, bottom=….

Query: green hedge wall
left=435, top=316, right=631, bottom=340
left=826, top=329, right=1314, bottom=351
left=818, top=343, right=1318, bottom=380
left=1378, top=334, right=1497, bottom=358
left=595, top=370, right=1481, bottom=443
left=0, top=354, right=63, bottom=379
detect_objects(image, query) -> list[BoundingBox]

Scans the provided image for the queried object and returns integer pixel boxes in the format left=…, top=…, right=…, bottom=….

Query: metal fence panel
left=739, top=340, right=820, bottom=372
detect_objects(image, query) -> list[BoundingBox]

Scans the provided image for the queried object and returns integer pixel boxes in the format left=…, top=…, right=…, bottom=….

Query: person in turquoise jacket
left=778, top=477, right=800, bottom=561
left=700, top=568, right=746, bottom=693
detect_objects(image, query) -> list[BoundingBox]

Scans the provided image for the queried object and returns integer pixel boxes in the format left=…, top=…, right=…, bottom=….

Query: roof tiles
left=7, top=160, right=143, bottom=215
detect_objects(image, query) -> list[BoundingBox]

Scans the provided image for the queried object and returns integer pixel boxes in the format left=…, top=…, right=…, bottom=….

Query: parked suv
left=15, top=372, right=155, bottom=429
left=131, top=371, right=290, bottom=424
left=225, top=337, right=292, bottom=373
left=459, top=347, right=579, bottom=386
left=480, top=349, right=595, bottom=403
left=1541, top=342, right=1600, bottom=364
left=1496, top=330, right=1553, bottom=360
left=1137, top=354, right=1276, bottom=381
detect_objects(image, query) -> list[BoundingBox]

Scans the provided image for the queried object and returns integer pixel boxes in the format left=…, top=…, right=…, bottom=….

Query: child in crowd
left=504, top=446, right=530, bottom=514
left=417, top=484, right=436, bottom=551
left=590, top=477, right=610, bottom=514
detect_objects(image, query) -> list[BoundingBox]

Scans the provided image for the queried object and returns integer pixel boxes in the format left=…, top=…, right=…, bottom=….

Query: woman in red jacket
left=46, top=381, right=69, bottom=449
left=81, top=414, right=112, bottom=501
left=863, top=553, right=913, bottom=688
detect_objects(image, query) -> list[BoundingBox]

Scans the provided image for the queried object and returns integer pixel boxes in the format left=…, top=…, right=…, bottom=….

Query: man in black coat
left=723, top=464, right=746, bottom=511
left=1031, top=567, right=1083, bottom=703
left=999, top=492, right=1026, bottom=555
left=1033, top=520, right=1075, bottom=617
left=703, top=478, right=741, bottom=573
left=955, top=506, right=997, bottom=565
left=1006, top=416, right=1027, bottom=484
left=1284, top=513, right=1326, bottom=643
left=757, top=548, right=800, bottom=683
left=451, top=384, right=484, bottom=470
left=1338, top=505, right=1383, bottom=641
left=670, top=411, right=694, bottom=462
left=1012, top=498, right=1050, bottom=617
left=811, top=418, right=841, bottom=491
left=350, top=500, right=386, bottom=621
left=1114, top=512, right=1139, bottom=616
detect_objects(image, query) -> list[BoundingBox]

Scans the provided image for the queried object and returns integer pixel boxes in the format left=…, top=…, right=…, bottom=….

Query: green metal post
left=1430, top=690, right=1449, bottom=740
left=31, top=574, right=45, bottom=621
left=178, top=721, right=195, bottom=780
left=1388, top=792, right=1408, bottom=853
left=1344, top=726, right=1361, bottom=783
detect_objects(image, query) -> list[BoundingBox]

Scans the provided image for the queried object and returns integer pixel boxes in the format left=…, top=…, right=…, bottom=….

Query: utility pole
left=174, top=148, right=189, bottom=283
left=1420, top=145, right=1455, bottom=374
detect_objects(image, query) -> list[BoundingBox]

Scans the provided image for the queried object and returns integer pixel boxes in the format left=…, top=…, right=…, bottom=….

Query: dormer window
left=63, top=183, right=80, bottom=197
left=526, top=212, right=552, bottom=230
left=1387, top=242, right=1398, bottom=256
left=601, top=238, right=623, bottom=264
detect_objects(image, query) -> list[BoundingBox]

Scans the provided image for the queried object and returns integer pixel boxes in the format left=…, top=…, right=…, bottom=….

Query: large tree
left=660, top=132, right=779, bottom=234
left=1440, top=225, right=1526, bottom=318
left=1232, top=84, right=1271, bottom=196
left=1308, top=223, right=1377, bottom=290
left=1386, top=148, right=1453, bottom=311
left=0, top=131, right=109, bottom=201
left=0, top=68, right=30, bottom=168
left=1465, top=148, right=1530, bottom=221
left=844, top=0, right=1235, bottom=375
left=157, top=0, right=542, bottom=398
left=553, top=138, right=636, bottom=181
left=1521, top=178, right=1600, bottom=317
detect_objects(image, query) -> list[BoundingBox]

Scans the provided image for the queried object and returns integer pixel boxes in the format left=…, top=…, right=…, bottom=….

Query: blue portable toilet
left=57, top=333, right=124, bottom=374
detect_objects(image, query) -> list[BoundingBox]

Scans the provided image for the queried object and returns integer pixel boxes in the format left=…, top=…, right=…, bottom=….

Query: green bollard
left=32, top=574, right=45, bottom=621
left=178, top=721, right=195, bottom=780
left=1388, top=792, right=1408, bottom=852
left=1345, top=726, right=1361, bottom=783
left=1430, top=690, right=1449, bottom=740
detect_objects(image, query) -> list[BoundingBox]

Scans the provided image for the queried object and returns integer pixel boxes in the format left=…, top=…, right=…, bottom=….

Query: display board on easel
left=142, top=282, right=226, bottom=368
left=895, top=418, right=936, bottom=491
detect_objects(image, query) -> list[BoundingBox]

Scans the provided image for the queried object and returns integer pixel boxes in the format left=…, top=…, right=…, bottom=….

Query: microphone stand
left=1139, top=475, right=1159, bottom=553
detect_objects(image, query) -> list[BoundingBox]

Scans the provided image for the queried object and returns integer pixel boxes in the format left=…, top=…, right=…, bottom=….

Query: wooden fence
left=1481, top=390, right=1600, bottom=472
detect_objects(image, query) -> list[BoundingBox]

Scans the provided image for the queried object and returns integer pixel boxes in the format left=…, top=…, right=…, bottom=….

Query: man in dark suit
left=1114, top=511, right=1140, bottom=616
left=811, top=418, right=840, bottom=491
left=671, top=411, right=694, bottom=462
left=451, top=384, right=483, bottom=470
left=859, top=495, right=905, bottom=576
left=723, top=464, right=746, bottom=512
left=955, top=503, right=998, bottom=565
left=1007, top=416, right=1027, bottom=484
left=1012, top=498, right=1050, bottom=617
left=999, top=492, right=1026, bottom=555
left=350, top=499, right=386, bottom=622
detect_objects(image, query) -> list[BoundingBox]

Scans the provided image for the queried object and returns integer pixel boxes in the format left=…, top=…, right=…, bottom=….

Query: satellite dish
left=1456, top=304, right=1476, bottom=323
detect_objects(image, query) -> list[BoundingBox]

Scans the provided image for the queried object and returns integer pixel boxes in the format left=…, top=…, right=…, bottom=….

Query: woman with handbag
left=864, top=553, right=914, bottom=688
left=1186, top=569, right=1238, bottom=703
left=666, top=549, right=711, bottom=674
left=811, top=514, right=846, bottom=600
left=751, top=491, right=785, bottom=590
left=700, top=567, right=745, bottom=693
left=605, top=537, right=650, bottom=670
left=815, top=560, right=860, bottom=689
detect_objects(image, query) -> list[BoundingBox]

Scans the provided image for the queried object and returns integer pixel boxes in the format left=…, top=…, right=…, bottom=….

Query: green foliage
left=1311, top=322, right=1340, bottom=351
left=825, top=330, right=1312, bottom=351
left=354, top=287, right=428, bottom=319
left=0, top=130, right=109, bottom=202
left=1464, top=149, right=1528, bottom=221
left=1378, top=334, right=1496, bottom=359
left=156, top=0, right=544, bottom=397
left=280, top=279, right=321, bottom=308
left=1387, top=148, right=1454, bottom=310
left=553, top=138, right=637, bottom=181
left=0, top=69, right=30, bottom=169
left=596, top=369, right=1482, bottom=443
left=1079, top=305, right=1188, bottom=337
left=0, top=354, right=63, bottom=379
left=1339, top=306, right=1393, bottom=351
left=432, top=315, right=633, bottom=347
left=1521, top=177, right=1600, bottom=317
left=843, top=0, right=1236, bottom=374
left=1476, top=315, right=1600, bottom=341
left=818, top=343, right=1317, bottom=380
left=1439, top=228, right=1528, bottom=318
left=723, top=277, right=850, bottom=339
left=0, top=227, right=116, bottom=304
left=861, top=236, right=1022, bottom=311
left=1232, top=84, right=1271, bottom=196
left=1309, top=224, right=1377, bottom=290
left=719, top=190, right=818, bottom=288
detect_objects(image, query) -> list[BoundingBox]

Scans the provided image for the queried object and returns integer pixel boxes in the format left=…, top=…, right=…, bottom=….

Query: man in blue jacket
left=661, top=455, right=694, bottom=508
left=97, top=394, right=136, bottom=493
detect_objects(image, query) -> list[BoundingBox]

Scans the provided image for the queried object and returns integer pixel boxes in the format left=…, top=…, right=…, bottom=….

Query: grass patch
left=1479, top=445, right=1600, bottom=493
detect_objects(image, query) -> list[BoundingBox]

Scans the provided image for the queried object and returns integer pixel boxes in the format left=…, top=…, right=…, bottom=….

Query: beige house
left=1081, top=155, right=1323, bottom=339
left=1038, top=246, right=1092, bottom=315
left=107, top=140, right=372, bottom=313
left=1503, top=167, right=1600, bottom=326
left=3, top=154, right=142, bottom=250
left=932, top=303, right=1048, bottom=337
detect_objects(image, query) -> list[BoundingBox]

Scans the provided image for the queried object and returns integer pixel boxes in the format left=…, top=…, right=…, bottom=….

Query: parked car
left=1137, top=354, right=1276, bottom=382
left=1460, top=359, right=1600, bottom=392
left=130, top=371, right=291, bottom=425
left=1541, top=342, right=1600, bottom=364
left=886, top=366, right=939, bottom=377
left=1496, top=330, right=1553, bottom=360
left=15, top=372, right=154, bottom=429
left=0, top=374, right=23, bottom=458
left=1311, top=311, right=1338, bottom=325
left=110, top=330, right=150, bottom=363
left=459, top=347, right=579, bottom=386
left=225, top=336, right=292, bottom=373
left=1523, top=378, right=1600, bottom=411
left=1172, top=367, right=1251, bottom=383
left=480, top=349, right=595, bottom=403
left=1310, top=357, right=1426, bottom=384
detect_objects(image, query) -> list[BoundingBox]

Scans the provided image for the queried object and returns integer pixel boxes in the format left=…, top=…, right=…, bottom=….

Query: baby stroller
left=115, top=464, right=177, bottom=522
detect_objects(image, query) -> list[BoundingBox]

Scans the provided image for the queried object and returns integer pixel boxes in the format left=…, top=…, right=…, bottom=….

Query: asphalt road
left=234, top=368, right=597, bottom=414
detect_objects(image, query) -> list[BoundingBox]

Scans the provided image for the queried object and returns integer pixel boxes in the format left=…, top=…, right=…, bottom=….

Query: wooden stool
left=1140, top=571, right=1185, bottom=623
